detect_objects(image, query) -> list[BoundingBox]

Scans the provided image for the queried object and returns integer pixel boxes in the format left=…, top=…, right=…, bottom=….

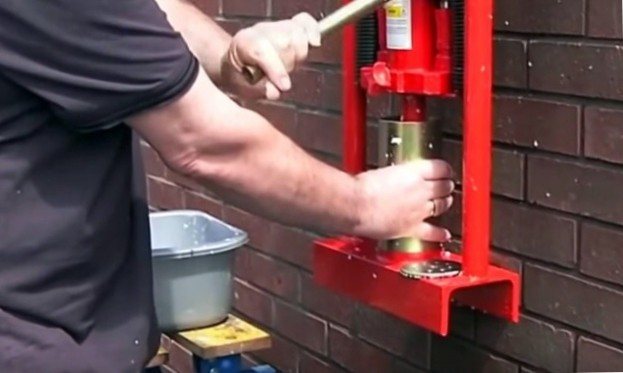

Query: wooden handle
left=241, top=0, right=388, bottom=85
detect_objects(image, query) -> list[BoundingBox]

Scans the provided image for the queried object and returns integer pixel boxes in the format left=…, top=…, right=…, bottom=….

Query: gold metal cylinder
left=377, top=118, right=442, bottom=253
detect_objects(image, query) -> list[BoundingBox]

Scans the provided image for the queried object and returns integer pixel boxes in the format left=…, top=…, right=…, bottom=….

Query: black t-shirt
left=0, top=1, right=198, bottom=371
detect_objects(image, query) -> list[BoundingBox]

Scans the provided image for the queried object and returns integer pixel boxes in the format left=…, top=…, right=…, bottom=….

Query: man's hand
left=355, top=161, right=454, bottom=241
left=155, top=1, right=320, bottom=99
left=222, top=13, right=321, bottom=100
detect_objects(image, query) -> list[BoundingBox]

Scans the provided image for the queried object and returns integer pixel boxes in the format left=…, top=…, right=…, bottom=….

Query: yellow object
left=386, top=4, right=404, bottom=17
left=172, top=315, right=272, bottom=359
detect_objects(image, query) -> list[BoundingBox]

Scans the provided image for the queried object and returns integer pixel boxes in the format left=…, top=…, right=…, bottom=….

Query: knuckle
left=293, top=12, right=311, bottom=21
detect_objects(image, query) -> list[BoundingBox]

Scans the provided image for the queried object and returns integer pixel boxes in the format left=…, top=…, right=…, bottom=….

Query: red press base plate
left=314, top=236, right=521, bottom=336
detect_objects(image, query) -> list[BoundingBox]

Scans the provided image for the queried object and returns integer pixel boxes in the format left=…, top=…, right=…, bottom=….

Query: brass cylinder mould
left=377, top=117, right=442, bottom=254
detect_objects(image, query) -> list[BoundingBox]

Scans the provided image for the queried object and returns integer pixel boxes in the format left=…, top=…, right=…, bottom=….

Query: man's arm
left=155, top=0, right=320, bottom=100
left=128, top=70, right=454, bottom=241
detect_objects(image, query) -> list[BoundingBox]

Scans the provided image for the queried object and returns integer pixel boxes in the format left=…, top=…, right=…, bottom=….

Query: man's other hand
left=222, top=13, right=321, bottom=100
left=354, top=160, right=455, bottom=242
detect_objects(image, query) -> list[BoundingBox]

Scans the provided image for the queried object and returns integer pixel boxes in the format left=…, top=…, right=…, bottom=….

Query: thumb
left=265, top=81, right=281, bottom=100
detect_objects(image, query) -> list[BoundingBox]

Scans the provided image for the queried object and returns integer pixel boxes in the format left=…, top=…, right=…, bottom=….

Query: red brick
left=587, top=0, right=623, bottom=39
left=355, top=306, right=430, bottom=368
left=233, top=279, right=273, bottom=326
left=141, top=144, right=166, bottom=178
left=392, top=360, right=427, bottom=373
left=266, top=223, right=316, bottom=271
left=494, top=37, right=528, bottom=89
left=431, top=97, right=462, bottom=136
left=577, top=337, right=623, bottom=372
left=494, top=0, right=585, bottom=35
left=222, top=0, right=268, bottom=17
left=296, top=110, right=342, bottom=156
left=431, top=336, right=519, bottom=373
left=438, top=191, right=462, bottom=235
left=234, top=247, right=300, bottom=301
left=449, top=306, right=476, bottom=340
left=273, top=300, right=328, bottom=354
left=222, top=206, right=272, bottom=250
left=494, top=95, right=581, bottom=155
left=324, top=0, right=341, bottom=13
left=524, top=264, right=623, bottom=344
left=527, top=155, right=623, bottom=224
left=321, top=69, right=342, bottom=111
left=493, top=148, right=525, bottom=200
left=476, top=314, right=574, bottom=372
left=191, top=0, right=220, bottom=16
left=440, top=140, right=524, bottom=199
left=165, top=340, right=195, bottom=373
left=311, top=151, right=342, bottom=170
left=271, top=0, right=324, bottom=18
left=183, top=191, right=223, bottom=219
left=165, top=169, right=205, bottom=193
left=580, top=222, right=623, bottom=286
left=492, top=199, right=577, bottom=267
left=529, top=41, right=623, bottom=100
left=216, top=19, right=246, bottom=35
left=441, top=138, right=461, bottom=178
left=584, top=106, right=623, bottom=164
left=372, top=94, right=398, bottom=119
left=300, top=273, right=357, bottom=327
left=147, top=177, right=185, bottom=210
left=245, top=101, right=298, bottom=139
left=283, top=67, right=324, bottom=107
left=253, top=334, right=299, bottom=373
left=366, top=122, right=380, bottom=167
left=299, top=352, right=345, bottom=373
left=309, top=31, right=342, bottom=65
left=489, top=250, right=523, bottom=274
left=328, top=326, right=394, bottom=373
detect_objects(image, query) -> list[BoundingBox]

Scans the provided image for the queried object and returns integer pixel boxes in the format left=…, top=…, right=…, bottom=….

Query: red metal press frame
left=315, top=0, right=520, bottom=336
left=342, top=10, right=367, bottom=174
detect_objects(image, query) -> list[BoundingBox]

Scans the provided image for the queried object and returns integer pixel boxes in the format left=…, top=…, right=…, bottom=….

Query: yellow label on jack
left=385, top=0, right=412, bottom=50
left=386, top=4, right=404, bottom=18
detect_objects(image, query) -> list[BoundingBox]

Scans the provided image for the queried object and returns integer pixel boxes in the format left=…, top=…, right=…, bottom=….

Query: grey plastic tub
left=149, top=210, right=248, bottom=332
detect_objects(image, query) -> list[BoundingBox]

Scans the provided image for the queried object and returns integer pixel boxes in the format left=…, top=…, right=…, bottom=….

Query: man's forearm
left=155, top=0, right=231, bottom=85
left=195, top=114, right=363, bottom=235
left=131, top=71, right=363, bottom=235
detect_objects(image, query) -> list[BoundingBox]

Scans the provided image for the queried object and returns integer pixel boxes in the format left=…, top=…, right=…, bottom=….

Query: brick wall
left=145, top=0, right=623, bottom=371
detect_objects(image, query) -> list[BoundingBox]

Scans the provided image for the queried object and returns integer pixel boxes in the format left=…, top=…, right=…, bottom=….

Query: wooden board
left=146, top=347, right=169, bottom=368
left=171, top=315, right=272, bottom=359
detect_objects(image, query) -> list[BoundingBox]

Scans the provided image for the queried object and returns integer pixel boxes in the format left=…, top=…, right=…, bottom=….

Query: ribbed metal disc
left=400, top=260, right=462, bottom=279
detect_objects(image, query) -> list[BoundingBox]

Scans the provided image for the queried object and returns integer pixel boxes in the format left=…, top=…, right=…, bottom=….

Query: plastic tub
left=149, top=210, right=248, bottom=332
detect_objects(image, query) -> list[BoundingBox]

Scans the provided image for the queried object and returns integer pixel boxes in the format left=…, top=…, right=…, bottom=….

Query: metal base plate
left=400, top=260, right=462, bottom=279
left=314, top=237, right=521, bottom=336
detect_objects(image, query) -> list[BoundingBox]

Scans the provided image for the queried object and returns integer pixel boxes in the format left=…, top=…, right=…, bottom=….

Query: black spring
left=356, top=13, right=378, bottom=76
left=448, top=0, right=464, bottom=94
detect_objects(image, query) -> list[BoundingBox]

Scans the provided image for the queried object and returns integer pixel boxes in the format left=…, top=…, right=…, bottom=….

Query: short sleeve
left=0, top=0, right=199, bottom=132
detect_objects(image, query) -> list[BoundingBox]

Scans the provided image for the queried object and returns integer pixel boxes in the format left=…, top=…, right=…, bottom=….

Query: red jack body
left=361, top=0, right=452, bottom=96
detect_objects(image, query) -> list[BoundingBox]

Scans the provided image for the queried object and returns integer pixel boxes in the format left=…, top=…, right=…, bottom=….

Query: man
left=0, top=0, right=454, bottom=371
